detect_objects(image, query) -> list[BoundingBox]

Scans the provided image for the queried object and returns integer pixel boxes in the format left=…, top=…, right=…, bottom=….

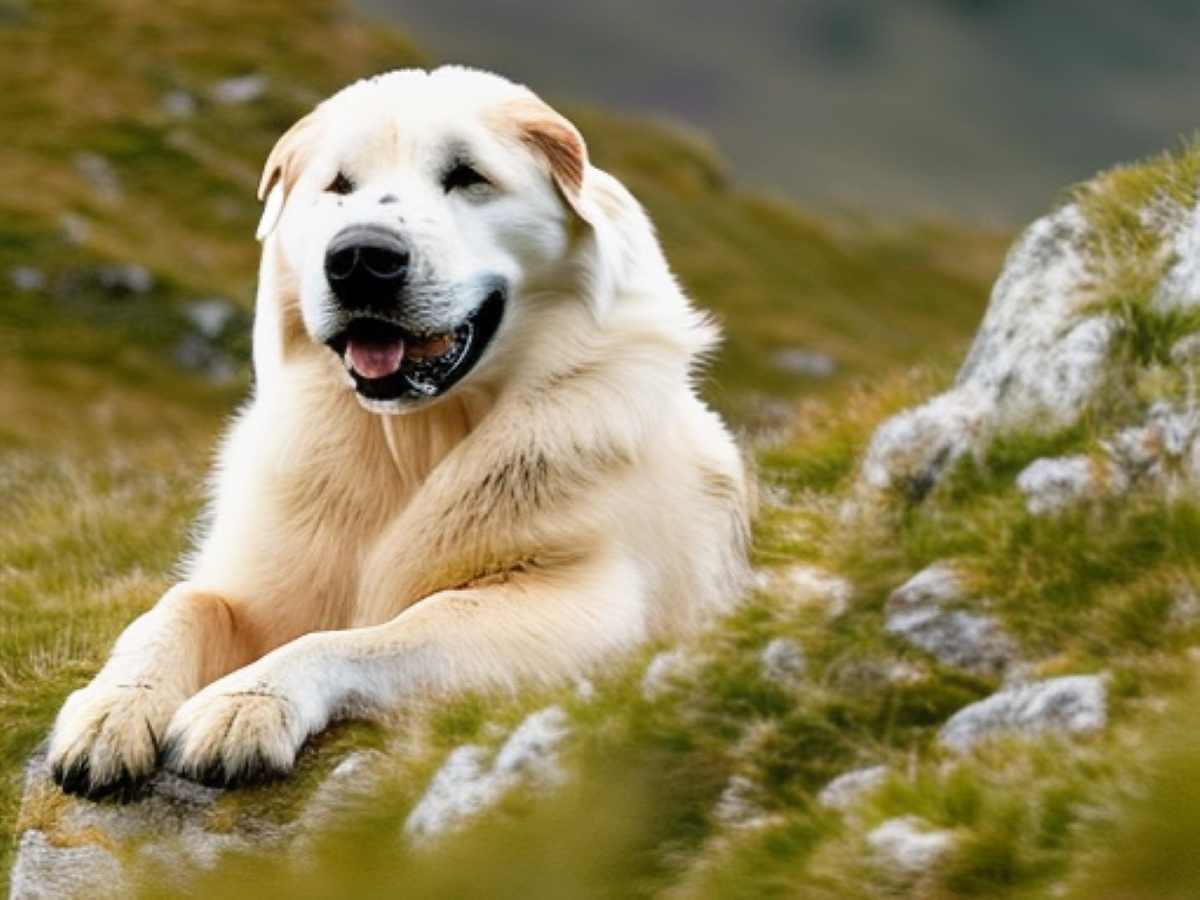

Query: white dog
left=48, top=66, right=750, bottom=799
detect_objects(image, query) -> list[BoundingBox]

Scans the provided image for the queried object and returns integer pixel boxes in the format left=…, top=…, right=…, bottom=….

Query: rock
left=10, top=830, right=128, bottom=900
left=712, top=774, right=774, bottom=829
left=860, top=205, right=1104, bottom=496
left=12, top=746, right=287, bottom=900
left=1153, top=192, right=1200, bottom=309
left=13, top=707, right=573, bottom=891
left=95, top=263, right=154, bottom=296
left=74, top=153, right=121, bottom=203
left=771, top=347, right=836, bottom=379
left=858, top=388, right=988, bottom=498
left=640, top=648, right=694, bottom=700
left=161, top=88, right=197, bottom=117
left=210, top=74, right=268, bottom=105
left=1017, top=401, right=1200, bottom=514
left=403, top=706, right=569, bottom=844
left=10, top=266, right=45, bottom=292
left=1104, top=401, right=1200, bottom=487
left=867, top=816, right=956, bottom=873
left=296, top=750, right=388, bottom=833
left=175, top=298, right=247, bottom=382
left=1016, top=455, right=1110, bottom=515
left=185, top=298, right=239, bottom=339
left=938, top=674, right=1108, bottom=753
left=885, top=563, right=1017, bottom=677
left=759, top=637, right=807, bottom=688
left=817, top=765, right=889, bottom=811
left=859, top=177, right=1200, bottom=500
left=58, top=213, right=89, bottom=245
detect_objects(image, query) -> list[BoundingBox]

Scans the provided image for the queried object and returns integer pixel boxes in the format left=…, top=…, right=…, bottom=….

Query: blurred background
left=357, top=0, right=1200, bottom=227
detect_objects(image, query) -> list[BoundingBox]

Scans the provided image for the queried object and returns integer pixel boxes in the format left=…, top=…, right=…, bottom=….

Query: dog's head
left=255, top=66, right=621, bottom=414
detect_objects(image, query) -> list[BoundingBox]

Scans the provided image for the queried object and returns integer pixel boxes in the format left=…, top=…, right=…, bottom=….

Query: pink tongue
left=347, top=337, right=405, bottom=380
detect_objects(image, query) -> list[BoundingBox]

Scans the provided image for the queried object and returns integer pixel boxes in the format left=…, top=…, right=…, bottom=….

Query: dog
left=48, top=66, right=751, bottom=799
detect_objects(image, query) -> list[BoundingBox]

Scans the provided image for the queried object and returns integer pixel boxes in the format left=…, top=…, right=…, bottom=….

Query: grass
left=11, top=0, right=1200, bottom=898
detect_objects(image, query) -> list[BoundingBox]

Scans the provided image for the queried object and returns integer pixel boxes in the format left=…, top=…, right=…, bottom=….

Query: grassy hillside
left=131, top=143, right=1200, bottom=900
left=0, top=0, right=1014, bottom=893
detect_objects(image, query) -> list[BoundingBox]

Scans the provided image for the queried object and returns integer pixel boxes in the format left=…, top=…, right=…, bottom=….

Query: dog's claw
left=162, top=690, right=302, bottom=789
left=47, top=684, right=176, bottom=803
left=53, top=756, right=149, bottom=803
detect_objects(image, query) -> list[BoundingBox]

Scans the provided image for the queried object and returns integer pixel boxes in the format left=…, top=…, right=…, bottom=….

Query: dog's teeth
left=407, top=334, right=456, bottom=361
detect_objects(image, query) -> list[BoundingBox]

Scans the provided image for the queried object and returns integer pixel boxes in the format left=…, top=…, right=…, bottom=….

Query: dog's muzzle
left=322, top=226, right=505, bottom=411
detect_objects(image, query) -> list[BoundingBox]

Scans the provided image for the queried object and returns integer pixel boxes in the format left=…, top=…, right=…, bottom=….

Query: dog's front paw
left=162, top=686, right=305, bottom=788
left=48, top=684, right=179, bottom=801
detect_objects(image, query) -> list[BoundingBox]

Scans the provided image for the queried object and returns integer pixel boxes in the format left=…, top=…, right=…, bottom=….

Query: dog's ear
left=256, top=110, right=326, bottom=240
left=502, top=99, right=591, bottom=222
left=502, top=96, right=659, bottom=314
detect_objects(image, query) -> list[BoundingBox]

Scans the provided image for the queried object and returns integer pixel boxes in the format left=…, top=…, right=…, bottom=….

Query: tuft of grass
left=1063, top=686, right=1200, bottom=900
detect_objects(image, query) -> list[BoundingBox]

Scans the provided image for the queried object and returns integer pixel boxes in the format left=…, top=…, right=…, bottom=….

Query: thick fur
left=48, top=67, right=750, bottom=798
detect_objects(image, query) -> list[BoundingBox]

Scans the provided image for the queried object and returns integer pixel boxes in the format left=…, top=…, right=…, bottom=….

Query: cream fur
left=47, top=67, right=750, bottom=796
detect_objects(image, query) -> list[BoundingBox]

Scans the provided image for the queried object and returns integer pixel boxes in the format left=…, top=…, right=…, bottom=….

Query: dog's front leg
left=161, top=550, right=647, bottom=786
left=48, top=585, right=257, bottom=800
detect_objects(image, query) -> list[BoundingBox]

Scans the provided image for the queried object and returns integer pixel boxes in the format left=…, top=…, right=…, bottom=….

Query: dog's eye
left=327, top=172, right=356, bottom=196
left=442, top=162, right=491, bottom=194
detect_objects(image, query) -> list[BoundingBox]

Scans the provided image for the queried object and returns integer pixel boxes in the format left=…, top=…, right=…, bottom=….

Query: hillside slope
left=16, top=142, right=1200, bottom=899
left=0, top=0, right=1008, bottom=893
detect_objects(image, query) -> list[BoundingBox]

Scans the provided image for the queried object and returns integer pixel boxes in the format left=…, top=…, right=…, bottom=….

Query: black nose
left=324, top=226, right=410, bottom=307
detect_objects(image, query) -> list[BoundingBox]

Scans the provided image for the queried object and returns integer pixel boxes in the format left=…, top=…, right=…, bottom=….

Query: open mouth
left=327, top=290, right=505, bottom=408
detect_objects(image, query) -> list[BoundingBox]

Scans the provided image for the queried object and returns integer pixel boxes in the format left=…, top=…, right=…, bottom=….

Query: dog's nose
left=324, top=226, right=410, bottom=306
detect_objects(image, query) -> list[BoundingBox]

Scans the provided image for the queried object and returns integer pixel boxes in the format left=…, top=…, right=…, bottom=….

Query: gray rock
left=640, top=648, right=693, bottom=700
left=96, top=263, right=154, bottom=296
left=713, top=774, right=773, bottom=829
left=861, top=204, right=1108, bottom=497
left=817, top=765, right=889, bottom=811
left=185, top=298, right=239, bottom=339
left=772, top=347, right=836, bottom=378
left=9, top=830, right=128, bottom=900
left=14, top=707, right=573, bottom=890
left=1152, top=196, right=1200, bottom=311
left=58, top=213, right=89, bottom=245
left=403, top=706, right=569, bottom=843
left=1016, top=455, right=1108, bottom=515
left=175, top=298, right=247, bottom=382
left=938, top=674, right=1108, bottom=753
left=10, top=266, right=45, bottom=292
left=161, top=89, right=197, bottom=117
left=885, top=564, right=1017, bottom=676
left=1105, top=402, right=1200, bottom=486
left=11, top=746, right=287, bottom=899
left=759, top=637, right=807, bottom=688
left=297, top=750, right=389, bottom=833
left=867, top=816, right=956, bottom=873
left=859, top=179, right=1200, bottom=505
left=858, top=388, right=988, bottom=498
left=1017, top=402, right=1200, bottom=515
left=211, top=74, right=268, bottom=105
left=174, top=333, right=236, bottom=382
